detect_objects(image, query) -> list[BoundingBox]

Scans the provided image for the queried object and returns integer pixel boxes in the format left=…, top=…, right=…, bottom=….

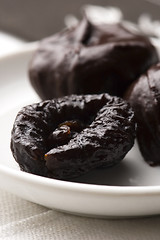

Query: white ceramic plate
left=0, top=44, right=160, bottom=218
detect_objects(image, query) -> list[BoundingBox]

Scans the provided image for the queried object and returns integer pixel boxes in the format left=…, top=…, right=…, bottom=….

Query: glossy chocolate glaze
left=29, top=17, right=158, bottom=100
left=125, top=63, right=160, bottom=166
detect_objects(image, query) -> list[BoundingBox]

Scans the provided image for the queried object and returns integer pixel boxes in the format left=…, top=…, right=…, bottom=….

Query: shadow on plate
left=70, top=158, right=140, bottom=186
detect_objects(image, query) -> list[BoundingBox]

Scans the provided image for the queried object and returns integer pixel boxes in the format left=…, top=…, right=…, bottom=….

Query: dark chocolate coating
left=29, top=17, right=158, bottom=100
left=11, top=94, right=135, bottom=180
left=125, top=63, right=160, bottom=166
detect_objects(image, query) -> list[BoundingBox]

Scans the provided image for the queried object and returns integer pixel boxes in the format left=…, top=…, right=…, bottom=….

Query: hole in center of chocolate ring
left=47, top=120, right=85, bottom=149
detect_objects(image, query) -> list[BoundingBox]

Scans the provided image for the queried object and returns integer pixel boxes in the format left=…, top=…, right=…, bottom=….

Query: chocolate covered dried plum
left=29, top=17, right=158, bottom=100
left=11, top=94, right=135, bottom=180
left=125, top=63, right=160, bottom=166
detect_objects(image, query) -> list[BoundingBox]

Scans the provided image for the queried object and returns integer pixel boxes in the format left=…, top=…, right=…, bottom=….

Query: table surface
left=0, top=188, right=160, bottom=240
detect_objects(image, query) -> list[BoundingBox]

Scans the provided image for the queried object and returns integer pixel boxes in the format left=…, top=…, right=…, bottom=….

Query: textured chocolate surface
left=29, top=17, right=158, bottom=100
left=125, top=63, right=160, bottom=166
left=11, top=93, right=135, bottom=180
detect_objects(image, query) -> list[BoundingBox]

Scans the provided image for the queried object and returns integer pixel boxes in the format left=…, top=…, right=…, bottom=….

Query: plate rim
left=1, top=164, right=160, bottom=195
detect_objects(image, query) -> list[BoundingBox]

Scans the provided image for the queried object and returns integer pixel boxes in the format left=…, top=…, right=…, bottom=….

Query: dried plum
left=29, top=17, right=158, bottom=100
left=11, top=94, right=136, bottom=180
left=125, top=63, right=160, bottom=166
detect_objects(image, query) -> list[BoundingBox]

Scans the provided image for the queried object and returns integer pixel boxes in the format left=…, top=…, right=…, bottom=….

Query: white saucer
left=0, top=44, right=160, bottom=218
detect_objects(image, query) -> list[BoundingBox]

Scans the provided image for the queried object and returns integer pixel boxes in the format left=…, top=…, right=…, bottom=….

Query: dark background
left=0, top=0, right=160, bottom=41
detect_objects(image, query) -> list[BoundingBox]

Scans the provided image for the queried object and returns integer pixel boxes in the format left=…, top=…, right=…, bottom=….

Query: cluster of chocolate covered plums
left=11, top=17, right=160, bottom=180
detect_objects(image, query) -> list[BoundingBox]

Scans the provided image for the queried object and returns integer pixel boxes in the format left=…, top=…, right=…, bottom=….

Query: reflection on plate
left=0, top=44, right=160, bottom=218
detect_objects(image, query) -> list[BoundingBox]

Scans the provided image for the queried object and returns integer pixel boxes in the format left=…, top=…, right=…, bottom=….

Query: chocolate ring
left=11, top=94, right=135, bottom=180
